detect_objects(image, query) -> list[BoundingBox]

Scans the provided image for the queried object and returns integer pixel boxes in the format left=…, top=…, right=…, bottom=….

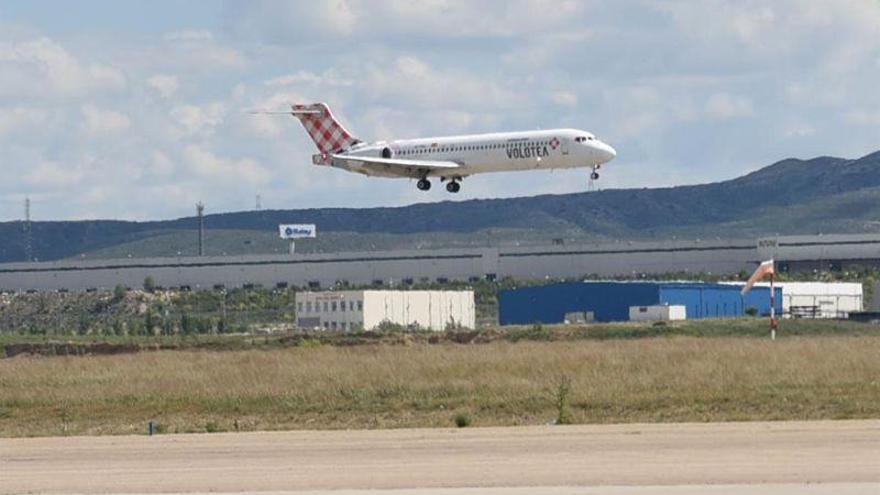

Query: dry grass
left=2, top=336, right=880, bottom=437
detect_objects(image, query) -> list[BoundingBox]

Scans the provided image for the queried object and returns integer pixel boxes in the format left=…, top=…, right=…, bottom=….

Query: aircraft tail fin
left=290, top=103, right=360, bottom=162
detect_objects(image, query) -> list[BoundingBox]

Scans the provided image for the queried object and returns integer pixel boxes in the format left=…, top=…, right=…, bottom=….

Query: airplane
left=278, top=102, right=616, bottom=193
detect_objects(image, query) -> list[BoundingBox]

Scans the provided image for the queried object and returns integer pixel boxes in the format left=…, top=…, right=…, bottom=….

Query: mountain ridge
left=2, top=150, right=880, bottom=262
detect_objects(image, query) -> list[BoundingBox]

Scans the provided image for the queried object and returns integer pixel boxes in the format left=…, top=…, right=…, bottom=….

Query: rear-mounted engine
left=312, top=153, right=331, bottom=165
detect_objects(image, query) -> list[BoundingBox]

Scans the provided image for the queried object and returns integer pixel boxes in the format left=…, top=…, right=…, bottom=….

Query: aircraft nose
left=596, top=141, right=616, bottom=163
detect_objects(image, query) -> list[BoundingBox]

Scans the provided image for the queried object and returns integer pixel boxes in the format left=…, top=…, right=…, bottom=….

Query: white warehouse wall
left=362, top=290, right=474, bottom=331
left=296, top=290, right=475, bottom=331
left=725, top=281, right=863, bottom=318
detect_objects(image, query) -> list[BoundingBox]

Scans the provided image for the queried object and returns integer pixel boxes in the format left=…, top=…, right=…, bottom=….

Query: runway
left=3, top=420, right=879, bottom=494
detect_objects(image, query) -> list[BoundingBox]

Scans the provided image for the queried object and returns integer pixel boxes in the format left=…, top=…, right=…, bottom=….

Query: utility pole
left=255, top=193, right=262, bottom=211
left=23, top=197, right=32, bottom=262
left=196, top=202, right=205, bottom=256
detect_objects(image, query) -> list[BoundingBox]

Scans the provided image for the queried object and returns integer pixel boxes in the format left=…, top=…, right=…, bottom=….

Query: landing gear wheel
left=446, top=181, right=461, bottom=193
left=417, top=178, right=431, bottom=191
left=590, top=172, right=600, bottom=180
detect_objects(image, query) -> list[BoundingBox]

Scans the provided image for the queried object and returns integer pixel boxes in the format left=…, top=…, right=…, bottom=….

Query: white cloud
left=784, top=125, right=816, bottom=138
left=23, top=161, right=85, bottom=189
left=80, top=105, right=131, bottom=135
left=551, top=91, right=578, bottom=107
left=150, top=151, right=175, bottom=177
left=0, top=106, right=50, bottom=136
left=265, top=70, right=353, bottom=87
left=363, top=56, right=515, bottom=111
left=170, top=103, right=226, bottom=136
left=163, top=30, right=214, bottom=42
left=0, top=36, right=125, bottom=98
left=184, top=145, right=270, bottom=185
left=705, top=93, right=754, bottom=119
left=147, top=74, right=179, bottom=98
left=156, top=30, right=245, bottom=70
left=227, top=1, right=584, bottom=42
left=844, top=110, right=880, bottom=126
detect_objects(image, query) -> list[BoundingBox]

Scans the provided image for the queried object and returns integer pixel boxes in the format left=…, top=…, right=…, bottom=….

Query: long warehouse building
left=1, top=233, right=880, bottom=293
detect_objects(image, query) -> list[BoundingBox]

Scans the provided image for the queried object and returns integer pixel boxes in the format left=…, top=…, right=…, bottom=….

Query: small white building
left=629, top=304, right=687, bottom=322
left=725, top=281, right=863, bottom=318
left=295, top=290, right=475, bottom=332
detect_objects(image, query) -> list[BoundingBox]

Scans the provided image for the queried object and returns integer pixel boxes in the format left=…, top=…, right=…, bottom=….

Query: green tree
left=143, top=276, right=156, bottom=293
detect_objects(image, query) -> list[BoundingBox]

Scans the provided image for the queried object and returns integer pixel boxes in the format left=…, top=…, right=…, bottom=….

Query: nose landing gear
left=590, top=164, right=601, bottom=181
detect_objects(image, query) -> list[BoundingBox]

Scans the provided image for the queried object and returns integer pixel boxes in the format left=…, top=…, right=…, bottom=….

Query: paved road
left=3, top=421, right=879, bottom=494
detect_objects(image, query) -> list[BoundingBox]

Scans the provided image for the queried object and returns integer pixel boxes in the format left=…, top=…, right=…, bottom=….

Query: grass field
left=3, top=331, right=880, bottom=437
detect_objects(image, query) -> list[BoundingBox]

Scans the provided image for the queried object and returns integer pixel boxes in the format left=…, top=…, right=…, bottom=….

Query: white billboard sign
left=279, top=224, right=317, bottom=239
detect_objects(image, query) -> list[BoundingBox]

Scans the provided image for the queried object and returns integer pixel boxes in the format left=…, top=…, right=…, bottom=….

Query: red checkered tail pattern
left=291, top=103, right=360, bottom=161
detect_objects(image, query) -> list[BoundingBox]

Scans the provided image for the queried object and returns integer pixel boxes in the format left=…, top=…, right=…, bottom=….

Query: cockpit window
left=575, top=135, right=596, bottom=143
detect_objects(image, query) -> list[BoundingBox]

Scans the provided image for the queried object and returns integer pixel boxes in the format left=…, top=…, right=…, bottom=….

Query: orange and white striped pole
left=769, top=270, right=777, bottom=340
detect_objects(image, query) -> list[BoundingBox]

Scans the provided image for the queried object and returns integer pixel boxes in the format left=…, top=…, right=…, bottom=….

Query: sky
left=2, top=0, right=880, bottom=221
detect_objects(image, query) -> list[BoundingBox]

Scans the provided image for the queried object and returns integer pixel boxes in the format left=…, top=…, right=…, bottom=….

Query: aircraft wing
left=331, top=154, right=461, bottom=178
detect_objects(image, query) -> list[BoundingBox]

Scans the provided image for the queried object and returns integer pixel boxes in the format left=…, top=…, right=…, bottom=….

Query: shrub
left=113, top=284, right=127, bottom=302
left=555, top=376, right=573, bottom=425
left=143, top=276, right=156, bottom=293
left=453, top=412, right=472, bottom=428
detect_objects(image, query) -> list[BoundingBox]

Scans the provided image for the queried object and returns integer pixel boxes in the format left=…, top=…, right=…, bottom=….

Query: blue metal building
left=498, top=282, right=782, bottom=324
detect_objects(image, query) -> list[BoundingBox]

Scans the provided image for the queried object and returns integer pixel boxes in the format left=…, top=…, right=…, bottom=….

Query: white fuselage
left=340, top=128, right=616, bottom=178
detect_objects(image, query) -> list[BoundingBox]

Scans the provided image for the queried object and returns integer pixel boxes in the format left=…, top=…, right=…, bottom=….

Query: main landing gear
left=417, top=177, right=462, bottom=193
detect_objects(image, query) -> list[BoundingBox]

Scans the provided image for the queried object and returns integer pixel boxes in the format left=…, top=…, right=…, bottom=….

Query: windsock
left=741, top=259, right=775, bottom=296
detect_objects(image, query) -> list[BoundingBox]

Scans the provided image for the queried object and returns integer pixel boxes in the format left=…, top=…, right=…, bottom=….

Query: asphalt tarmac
left=3, top=420, right=879, bottom=494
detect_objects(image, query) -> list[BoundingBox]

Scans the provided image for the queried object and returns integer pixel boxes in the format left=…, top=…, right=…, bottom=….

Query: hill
left=3, top=150, right=880, bottom=262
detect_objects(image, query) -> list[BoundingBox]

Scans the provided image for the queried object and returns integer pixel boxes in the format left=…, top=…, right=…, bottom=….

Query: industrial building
left=757, top=234, right=880, bottom=272
left=724, top=281, right=863, bottom=318
left=295, top=290, right=474, bottom=332
left=498, top=282, right=782, bottom=324
left=0, top=233, right=879, bottom=300
left=0, top=238, right=756, bottom=292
